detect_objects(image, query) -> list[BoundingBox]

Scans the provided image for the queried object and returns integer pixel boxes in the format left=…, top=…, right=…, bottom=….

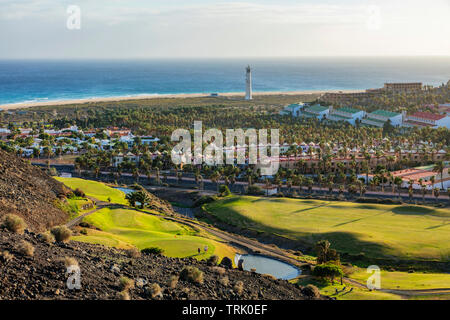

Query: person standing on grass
left=204, top=245, right=208, bottom=253
left=197, top=248, right=201, bottom=254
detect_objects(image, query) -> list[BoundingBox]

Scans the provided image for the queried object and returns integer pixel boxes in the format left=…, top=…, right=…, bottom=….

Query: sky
left=0, top=0, right=449, bottom=59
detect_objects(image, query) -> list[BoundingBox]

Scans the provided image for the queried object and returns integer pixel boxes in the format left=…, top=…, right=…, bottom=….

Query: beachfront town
left=0, top=94, right=449, bottom=194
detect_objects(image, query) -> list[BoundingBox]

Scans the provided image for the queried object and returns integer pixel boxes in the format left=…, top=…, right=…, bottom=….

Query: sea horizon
left=1, top=56, right=449, bottom=106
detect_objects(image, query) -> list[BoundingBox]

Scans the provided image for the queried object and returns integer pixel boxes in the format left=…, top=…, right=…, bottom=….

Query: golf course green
left=56, top=177, right=128, bottom=205
left=205, top=196, right=450, bottom=262
left=73, top=207, right=236, bottom=259
left=57, top=178, right=236, bottom=260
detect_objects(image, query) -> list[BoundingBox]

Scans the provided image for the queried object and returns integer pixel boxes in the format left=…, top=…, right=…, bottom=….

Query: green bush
left=193, top=196, right=216, bottom=207
left=141, top=247, right=164, bottom=255
left=247, top=185, right=263, bottom=195
left=73, top=188, right=86, bottom=198
left=218, top=185, right=231, bottom=197
left=312, top=263, right=343, bottom=283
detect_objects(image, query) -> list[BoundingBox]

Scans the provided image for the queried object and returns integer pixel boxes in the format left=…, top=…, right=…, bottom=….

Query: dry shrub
left=1, top=214, right=26, bottom=234
left=119, top=277, right=135, bottom=291
left=219, top=276, right=229, bottom=286
left=233, top=281, right=244, bottom=295
left=18, top=240, right=34, bottom=257
left=301, top=284, right=321, bottom=298
left=117, top=290, right=130, bottom=300
left=181, top=287, right=190, bottom=298
left=212, top=266, right=226, bottom=275
left=207, top=255, right=219, bottom=266
left=262, top=273, right=277, bottom=280
left=50, top=226, right=72, bottom=243
left=64, top=256, right=79, bottom=268
left=148, top=283, right=162, bottom=298
left=0, top=250, right=14, bottom=263
left=126, top=248, right=141, bottom=259
left=180, top=266, right=204, bottom=284
left=168, top=275, right=179, bottom=289
left=39, top=232, right=55, bottom=244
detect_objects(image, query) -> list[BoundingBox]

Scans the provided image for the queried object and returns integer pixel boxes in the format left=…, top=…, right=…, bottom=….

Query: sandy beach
left=0, top=89, right=363, bottom=110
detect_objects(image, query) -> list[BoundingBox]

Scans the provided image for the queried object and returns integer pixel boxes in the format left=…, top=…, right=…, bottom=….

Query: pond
left=234, top=254, right=300, bottom=280
left=114, top=187, right=135, bottom=195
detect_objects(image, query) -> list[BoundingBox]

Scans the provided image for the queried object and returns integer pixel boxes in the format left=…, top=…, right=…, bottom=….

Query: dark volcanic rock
left=0, top=229, right=327, bottom=300
left=0, top=149, right=70, bottom=232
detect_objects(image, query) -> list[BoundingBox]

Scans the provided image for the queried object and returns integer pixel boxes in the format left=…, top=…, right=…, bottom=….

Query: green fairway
left=294, top=276, right=403, bottom=300
left=205, top=196, right=450, bottom=262
left=56, top=177, right=128, bottom=204
left=349, top=268, right=450, bottom=290
left=73, top=207, right=236, bottom=259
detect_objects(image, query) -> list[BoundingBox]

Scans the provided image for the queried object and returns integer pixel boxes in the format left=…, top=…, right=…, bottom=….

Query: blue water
left=114, top=187, right=134, bottom=195
left=235, top=254, right=300, bottom=280
left=1, top=57, right=449, bottom=105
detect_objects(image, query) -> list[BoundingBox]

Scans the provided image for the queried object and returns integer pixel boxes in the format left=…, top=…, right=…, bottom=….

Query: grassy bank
left=56, top=177, right=128, bottom=204
left=56, top=178, right=236, bottom=260
left=73, top=207, right=236, bottom=259
left=205, top=196, right=450, bottom=262
left=349, top=268, right=450, bottom=290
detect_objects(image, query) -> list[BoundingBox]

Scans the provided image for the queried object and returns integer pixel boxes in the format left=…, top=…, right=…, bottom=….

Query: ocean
left=0, top=57, right=449, bottom=105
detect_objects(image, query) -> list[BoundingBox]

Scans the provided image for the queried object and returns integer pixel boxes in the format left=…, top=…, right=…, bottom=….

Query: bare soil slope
left=0, top=229, right=325, bottom=300
left=0, top=149, right=69, bottom=231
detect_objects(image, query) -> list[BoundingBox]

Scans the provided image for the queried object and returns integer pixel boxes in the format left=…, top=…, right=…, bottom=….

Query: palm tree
left=394, top=177, right=403, bottom=198
left=134, top=191, right=151, bottom=209
left=432, top=161, right=445, bottom=190
left=132, top=168, right=139, bottom=183
left=155, top=167, right=161, bottom=185
left=211, top=171, right=221, bottom=191
left=421, top=184, right=427, bottom=202
left=125, top=192, right=138, bottom=207
left=93, top=165, right=100, bottom=179
left=433, top=187, right=440, bottom=202
left=430, top=175, right=436, bottom=189
left=378, top=169, right=387, bottom=194
left=361, top=160, right=370, bottom=186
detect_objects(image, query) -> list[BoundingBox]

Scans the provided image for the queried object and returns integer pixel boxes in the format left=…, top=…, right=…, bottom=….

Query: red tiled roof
left=409, top=112, right=446, bottom=121
left=403, top=120, right=435, bottom=127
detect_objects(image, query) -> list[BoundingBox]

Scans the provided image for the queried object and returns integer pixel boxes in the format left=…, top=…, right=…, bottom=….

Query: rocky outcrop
left=0, top=229, right=326, bottom=300
left=0, top=149, right=70, bottom=232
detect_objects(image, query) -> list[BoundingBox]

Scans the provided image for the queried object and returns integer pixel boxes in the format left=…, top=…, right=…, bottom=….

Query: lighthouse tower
left=245, top=65, right=252, bottom=100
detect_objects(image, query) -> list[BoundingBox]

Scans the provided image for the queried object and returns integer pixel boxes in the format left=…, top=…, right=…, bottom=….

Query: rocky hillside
left=0, top=149, right=70, bottom=232
left=0, top=229, right=325, bottom=300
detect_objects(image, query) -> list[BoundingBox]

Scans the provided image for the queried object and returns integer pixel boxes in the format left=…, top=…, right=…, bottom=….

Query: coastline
left=0, top=89, right=362, bottom=110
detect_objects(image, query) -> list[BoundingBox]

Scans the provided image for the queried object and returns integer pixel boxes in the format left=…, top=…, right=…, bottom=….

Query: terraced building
left=361, top=109, right=403, bottom=127
left=328, top=107, right=365, bottom=125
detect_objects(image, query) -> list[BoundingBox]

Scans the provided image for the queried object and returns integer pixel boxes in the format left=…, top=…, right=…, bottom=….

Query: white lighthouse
left=245, top=65, right=252, bottom=100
